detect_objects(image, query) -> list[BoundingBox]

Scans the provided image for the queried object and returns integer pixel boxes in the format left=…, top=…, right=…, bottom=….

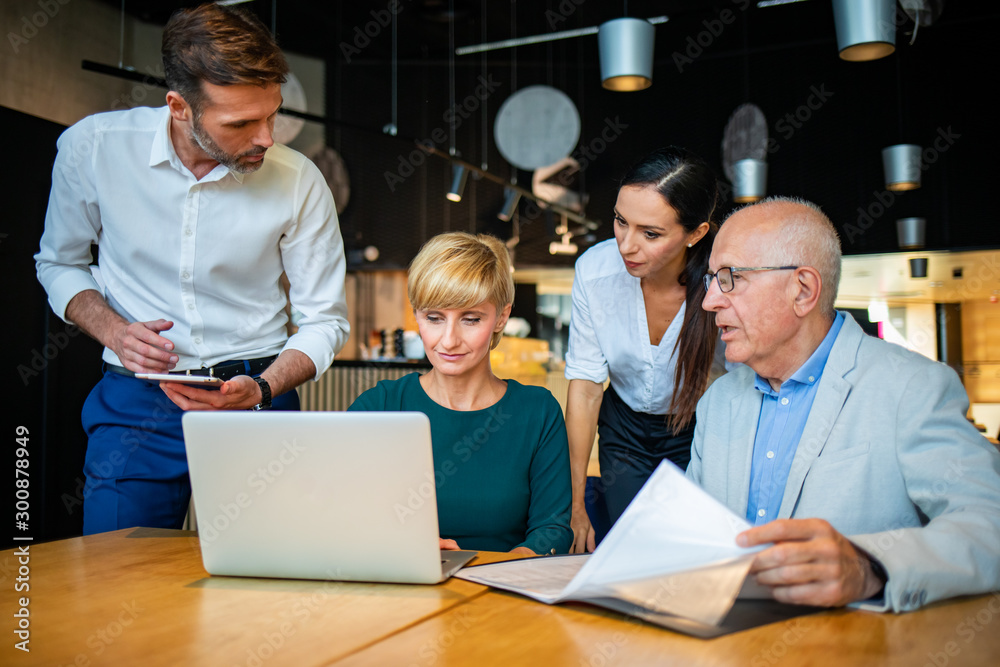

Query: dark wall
left=3, top=106, right=99, bottom=548
left=324, top=2, right=998, bottom=269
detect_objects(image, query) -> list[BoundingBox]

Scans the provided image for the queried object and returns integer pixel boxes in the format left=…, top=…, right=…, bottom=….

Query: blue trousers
left=80, top=370, right=299, bottom=535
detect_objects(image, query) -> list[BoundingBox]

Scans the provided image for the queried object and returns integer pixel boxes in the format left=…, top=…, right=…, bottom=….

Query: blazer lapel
left=728, top=389, right=762, bottom=518
left=777, top=315, right=863, bottom=519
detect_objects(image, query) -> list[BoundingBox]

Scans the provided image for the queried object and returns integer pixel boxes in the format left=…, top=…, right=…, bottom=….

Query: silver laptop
left=182, top=411, right=476, bottom=584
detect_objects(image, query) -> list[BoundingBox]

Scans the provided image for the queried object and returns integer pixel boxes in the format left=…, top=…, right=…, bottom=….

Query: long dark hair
left=619, top=146, right=719, bottom=432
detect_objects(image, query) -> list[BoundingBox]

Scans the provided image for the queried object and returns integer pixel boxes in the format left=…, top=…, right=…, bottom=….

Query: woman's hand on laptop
left=439, top=538, right=460, bottom=550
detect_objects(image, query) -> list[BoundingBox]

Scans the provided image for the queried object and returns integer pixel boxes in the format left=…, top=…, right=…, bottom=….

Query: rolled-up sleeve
left=35, top=120, right=104, bottom=322
left=280, top=162, right=350, bottom=380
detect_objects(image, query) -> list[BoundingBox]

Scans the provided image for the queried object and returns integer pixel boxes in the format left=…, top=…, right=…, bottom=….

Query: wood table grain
left=3, top=529, right=998, bottom=667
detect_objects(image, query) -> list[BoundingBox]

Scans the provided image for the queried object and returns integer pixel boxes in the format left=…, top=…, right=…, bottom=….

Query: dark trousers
left=80, top=370, right=299, bottom=535
left=596, top=385, right=695, bottom=526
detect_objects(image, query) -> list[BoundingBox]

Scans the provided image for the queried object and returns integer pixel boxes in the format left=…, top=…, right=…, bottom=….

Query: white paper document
left=457, top=461, right=764, bottom=627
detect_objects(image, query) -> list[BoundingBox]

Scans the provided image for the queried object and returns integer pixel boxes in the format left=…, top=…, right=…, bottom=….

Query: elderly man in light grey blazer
left=688, top=196, right=1000, bottom=612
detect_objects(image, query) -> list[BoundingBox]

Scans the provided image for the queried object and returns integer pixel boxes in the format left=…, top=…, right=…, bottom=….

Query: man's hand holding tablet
left=134, top=373, right=223, bottom=386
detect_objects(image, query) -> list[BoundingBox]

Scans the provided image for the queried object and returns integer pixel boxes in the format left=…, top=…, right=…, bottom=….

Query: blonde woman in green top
left=349, top=232, right=572, bottom=554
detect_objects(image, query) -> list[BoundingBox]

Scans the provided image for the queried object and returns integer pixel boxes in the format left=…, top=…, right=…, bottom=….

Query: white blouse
left=565, top=239, right=727, bottom=415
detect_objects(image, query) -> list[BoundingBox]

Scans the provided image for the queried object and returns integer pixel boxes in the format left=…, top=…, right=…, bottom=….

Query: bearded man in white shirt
left=34, top=3, right=349, bottom=534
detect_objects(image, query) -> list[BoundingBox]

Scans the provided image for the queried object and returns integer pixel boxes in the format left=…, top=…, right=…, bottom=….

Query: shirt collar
left=148, top=107, right=244, bottom=184
left=148, top=107, right=174, bottom=169
left=754, top=311, right=846, bottom=395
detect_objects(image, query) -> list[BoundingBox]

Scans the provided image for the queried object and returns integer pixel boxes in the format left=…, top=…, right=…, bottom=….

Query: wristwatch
left=251, top=376, right=272, bottom=411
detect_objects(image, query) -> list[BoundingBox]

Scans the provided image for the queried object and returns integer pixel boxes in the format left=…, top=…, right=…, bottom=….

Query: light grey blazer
left=688, top=313, right=1000, bottom=612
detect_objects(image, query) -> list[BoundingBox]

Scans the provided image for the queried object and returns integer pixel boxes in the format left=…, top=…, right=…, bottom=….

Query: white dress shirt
left=35, top=106, right=349, bottom=379
left=565, top=239, right=688, bottom=415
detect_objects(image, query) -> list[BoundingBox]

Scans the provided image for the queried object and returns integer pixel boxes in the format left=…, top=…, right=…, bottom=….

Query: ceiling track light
left=497, top=187, right=521, bottom=222
left=421, top=144, right=600, bottom=231
left=549, top=213, right=579, bottom=256
left=446, top=165, right=468, bottom=202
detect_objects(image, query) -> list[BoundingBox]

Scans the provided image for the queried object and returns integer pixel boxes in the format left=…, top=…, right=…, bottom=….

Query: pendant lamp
left=882, top=144, right=922, bottom=191
left=832, top=0, right=896, bottom=62
left=598, top=17, right=655, bottom=91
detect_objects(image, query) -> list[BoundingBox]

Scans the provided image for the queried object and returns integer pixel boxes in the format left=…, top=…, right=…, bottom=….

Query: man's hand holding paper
left=738, top=518, right=884, bottom=607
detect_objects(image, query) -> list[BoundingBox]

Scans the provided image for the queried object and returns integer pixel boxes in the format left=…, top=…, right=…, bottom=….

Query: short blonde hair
left=408, top=232, right=514, bottom=349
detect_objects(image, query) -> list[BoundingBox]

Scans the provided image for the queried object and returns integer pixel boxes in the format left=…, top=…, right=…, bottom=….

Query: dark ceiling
left=103, top=0, right=981, bottom=63
left=92, top=1, right=1000, bottom=269
left=107, top=2, right=782, bottom=62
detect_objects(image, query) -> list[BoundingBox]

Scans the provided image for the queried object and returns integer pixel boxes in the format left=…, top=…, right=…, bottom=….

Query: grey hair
left=725, top=196, right=842, bottom=317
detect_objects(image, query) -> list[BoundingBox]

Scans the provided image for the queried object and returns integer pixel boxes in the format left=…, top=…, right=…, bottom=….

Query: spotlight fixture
left=549, top=238, right=579, bottom=256
left=446, top=165, right=468, bottom=202
left=549, top=213, right=579, bottom=255
left=883, top=144, right=922, bottom=191
left=497, top=187, right=521, bottom=222
left=598, top=17, right=655, bottom=91
left=832, top=0, right=896, bottom=62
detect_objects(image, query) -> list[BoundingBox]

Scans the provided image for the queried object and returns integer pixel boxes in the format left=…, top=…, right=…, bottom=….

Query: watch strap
left=252, top=376, right=272, bottom=410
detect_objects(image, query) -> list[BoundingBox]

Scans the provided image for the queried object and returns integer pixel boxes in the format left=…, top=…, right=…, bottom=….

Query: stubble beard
left=189, top=115, right=265, bottom=174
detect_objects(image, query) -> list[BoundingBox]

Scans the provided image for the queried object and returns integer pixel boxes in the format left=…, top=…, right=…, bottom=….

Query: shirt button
left=193, top=337, right=202, bottom=344
left=181, top=271, right=190, bottom=280
left=780, top=397, right=789, bottom=406
left=187, top=303, right=195, bottom=310
left=757, top=509, right=766, bottom=517
left=808, top=376, right=815, bottom=383
left=185, top=228, right=193, bottom=237
left=766, top=451, right=775, bottom=459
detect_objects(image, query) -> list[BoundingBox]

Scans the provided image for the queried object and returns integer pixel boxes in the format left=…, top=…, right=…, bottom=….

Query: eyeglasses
left=703, top=266, right=799, bottom=293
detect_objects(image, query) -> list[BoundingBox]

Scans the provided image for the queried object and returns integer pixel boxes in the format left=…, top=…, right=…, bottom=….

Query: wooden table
left=3, top=530, right=999, bottom=666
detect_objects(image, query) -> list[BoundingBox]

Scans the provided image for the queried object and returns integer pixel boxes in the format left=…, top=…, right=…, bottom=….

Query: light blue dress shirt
left=746, top=312, right=846, bottom=525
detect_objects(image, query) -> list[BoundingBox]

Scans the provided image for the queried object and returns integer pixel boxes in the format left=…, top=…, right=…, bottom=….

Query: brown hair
left=620, top=147, right=720, bottom=432
left=162, top=3, right=288, bottom=114
left=408, top=233, right=514, bottom=350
